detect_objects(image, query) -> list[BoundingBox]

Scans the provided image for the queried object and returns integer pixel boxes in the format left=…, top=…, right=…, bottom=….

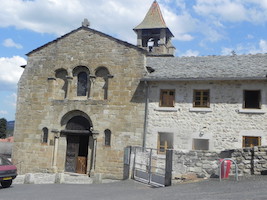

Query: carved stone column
left=90, top=130, right=99, bottom=176
left=47, top=77, right=56, bottom=99
left=51, top=129, right=59, bottom=172
left=66, top=76, right=73, bottom=99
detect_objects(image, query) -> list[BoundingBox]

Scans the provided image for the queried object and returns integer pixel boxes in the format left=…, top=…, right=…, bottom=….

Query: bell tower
left=134, top=1, right=175, bottom=56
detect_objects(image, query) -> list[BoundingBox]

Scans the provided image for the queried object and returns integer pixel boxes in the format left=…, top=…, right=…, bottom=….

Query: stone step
left=13, top=173, right=93, bottom=184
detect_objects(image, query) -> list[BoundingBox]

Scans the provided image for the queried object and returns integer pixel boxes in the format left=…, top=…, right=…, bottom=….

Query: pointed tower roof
left=134, top=1, right=173, bottom=36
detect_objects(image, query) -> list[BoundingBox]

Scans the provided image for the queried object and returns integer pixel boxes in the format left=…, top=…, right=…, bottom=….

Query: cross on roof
left=82, top=18, right=90, bottom=27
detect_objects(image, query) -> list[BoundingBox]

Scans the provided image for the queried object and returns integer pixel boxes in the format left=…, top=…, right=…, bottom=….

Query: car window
left=0, top=156, right=12, bottom=166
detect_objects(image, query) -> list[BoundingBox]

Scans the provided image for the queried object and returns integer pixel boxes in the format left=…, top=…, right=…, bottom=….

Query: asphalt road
left=1, top=176, right=267, bottom=200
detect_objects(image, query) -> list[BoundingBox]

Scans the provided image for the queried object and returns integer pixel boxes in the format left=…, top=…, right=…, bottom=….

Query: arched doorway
left=61, top=115, right=92, bottom=174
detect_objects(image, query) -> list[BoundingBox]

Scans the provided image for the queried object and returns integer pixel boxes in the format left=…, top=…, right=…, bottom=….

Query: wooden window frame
left=243, top=90, right=261, bottom=109
left=193, top=89, right=210, bottom=108
left=242, top=136, right=261, bottom=148
left=159, top=89, right=175, bottom=107
left=157, top=132, right=173, bottom=154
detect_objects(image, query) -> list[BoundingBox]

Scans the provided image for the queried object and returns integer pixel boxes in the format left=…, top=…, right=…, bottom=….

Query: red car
left=0, top=155, right=17, bottom=188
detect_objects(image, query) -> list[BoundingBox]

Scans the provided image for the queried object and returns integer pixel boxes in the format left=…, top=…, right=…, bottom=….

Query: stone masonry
left=13, top=26, right=147, bottom=179
left=146, top=80, right=267, bottom=151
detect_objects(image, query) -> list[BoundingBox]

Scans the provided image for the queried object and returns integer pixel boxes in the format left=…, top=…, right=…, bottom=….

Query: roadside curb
left=13, top=173, right=119, bottom=185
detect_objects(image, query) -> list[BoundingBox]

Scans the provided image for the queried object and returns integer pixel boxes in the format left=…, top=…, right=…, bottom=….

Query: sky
left=0, top=0, right=267, bottom=121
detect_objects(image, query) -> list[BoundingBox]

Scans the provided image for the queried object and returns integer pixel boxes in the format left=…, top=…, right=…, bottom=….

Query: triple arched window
left=53, top=65, right=112, bottom=100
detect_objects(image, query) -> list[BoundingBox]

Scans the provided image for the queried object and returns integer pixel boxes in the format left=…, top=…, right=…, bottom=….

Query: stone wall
left=172, top=150, right=220, bottom=178
left=146, top=80, right=267, bottom=151
left=172, top=146, right=267, bottom=178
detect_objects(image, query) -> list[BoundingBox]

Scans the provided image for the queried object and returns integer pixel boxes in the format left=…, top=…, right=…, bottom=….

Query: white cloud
left=180, top=49, right=200, bottom=57
left=221, top=47, right=234, bottom=55
left=3, top=38, right=23, bottom=49
left=259, top=40, right=267, bottom=52
left=158, top=5, right=199, bottom=42
left=194, top=0, right=267, bottom=24
left=0, top=110, right=8, bottom=115
left=0, top=56, right=26, bottom=91
left=221, top=39, right=267, bottom=55
left=0, top=0, right=154, bottom=44
left=0, top=0, right=201, bottom=44
left=247, top=34, right=254, bottom=39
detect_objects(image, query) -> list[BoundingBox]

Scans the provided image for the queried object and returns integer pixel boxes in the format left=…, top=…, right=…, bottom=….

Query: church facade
left=13, top=1, right=267, bottom=178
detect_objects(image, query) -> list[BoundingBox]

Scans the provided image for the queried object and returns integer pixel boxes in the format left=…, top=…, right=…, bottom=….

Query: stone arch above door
left=61, top=110, right=92, bottom=130
left=60, top=110, right=93, bottom=174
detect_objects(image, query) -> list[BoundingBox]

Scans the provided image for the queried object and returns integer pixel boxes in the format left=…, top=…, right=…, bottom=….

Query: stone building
left=13, top=0, right=267, bottom=178
left=144, top=55, right=267, bottom=153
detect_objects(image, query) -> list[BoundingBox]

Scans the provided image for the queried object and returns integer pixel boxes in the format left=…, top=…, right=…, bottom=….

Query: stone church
left=13, top=1, right=267, bottom=178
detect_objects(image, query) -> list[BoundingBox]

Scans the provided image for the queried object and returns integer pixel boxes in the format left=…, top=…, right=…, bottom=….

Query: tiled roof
left=0, top=136, right=14, bottom=143
left=144, top=54, right=267, bottom=81
left=134, top=1, right=167, bottom=30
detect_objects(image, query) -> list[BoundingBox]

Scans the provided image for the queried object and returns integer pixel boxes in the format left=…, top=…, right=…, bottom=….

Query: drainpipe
left=142, top=81, right=149, bottom=149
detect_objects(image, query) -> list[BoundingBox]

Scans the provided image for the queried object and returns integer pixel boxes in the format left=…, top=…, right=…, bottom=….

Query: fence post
left=123, top=146, right=131, bottom=180
left=165, top=149, right=173, bottom=186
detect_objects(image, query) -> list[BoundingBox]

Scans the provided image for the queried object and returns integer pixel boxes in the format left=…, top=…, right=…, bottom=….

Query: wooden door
left=65, top=136, right=79, bottom=172
left=76, top=156, right=87, bottom=174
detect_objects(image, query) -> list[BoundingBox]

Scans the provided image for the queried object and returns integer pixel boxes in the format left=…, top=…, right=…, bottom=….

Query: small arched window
left=55, top=69, right=68, bottom=99
left=95, top=67, right=110, bottom=100
left=104, top=129, right=111, bottom=146
left=77, top=72, right=88, bottom=96
left=42, top=127, right=48, bottom=144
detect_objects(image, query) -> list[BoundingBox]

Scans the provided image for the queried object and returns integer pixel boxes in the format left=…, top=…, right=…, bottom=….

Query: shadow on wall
left=130, top=82, right=146, bottom=103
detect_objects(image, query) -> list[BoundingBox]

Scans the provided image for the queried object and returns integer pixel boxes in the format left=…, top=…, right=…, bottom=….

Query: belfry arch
left=60, top=110, right=96, bottom=174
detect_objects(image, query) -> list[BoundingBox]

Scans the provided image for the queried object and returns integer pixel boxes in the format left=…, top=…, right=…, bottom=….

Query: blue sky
left=0, top=0, right=267, bottom=121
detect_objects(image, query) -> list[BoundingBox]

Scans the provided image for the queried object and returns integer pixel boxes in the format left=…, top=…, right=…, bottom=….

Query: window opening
left=243, top=136, right=261, bottom=147
left=104, top=129, right=111, bottom=146
left=192, top=139, right=209, bottom=150
left=193, top=90, right=210, bottom=107
left=160, top=89, right=175, bottom=107
left=243, top=90, right=261, bottom=109
left=157, top=132, right=173, bottom=154
left=77, top=72, right=88, bottom=96
left=42, top=127, right=48, bottom=144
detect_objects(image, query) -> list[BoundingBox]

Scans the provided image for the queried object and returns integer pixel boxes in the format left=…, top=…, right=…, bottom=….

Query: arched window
left=77, top=72, right=88, bottom=96
left=55, top=69, right=68, bottom=99
left=73, top=66, right=90, bottom=97
left=104, top=129, right=111, bottom=146
left=42, top=127, right=48, bottom=144
left=95, top=67, right=111, bottom=100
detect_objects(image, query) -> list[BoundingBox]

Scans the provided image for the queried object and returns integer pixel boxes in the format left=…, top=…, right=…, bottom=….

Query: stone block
left=24, top=173, right=35, bottom=184
left=55, top=173, right=65, bottom=184
left=93, top=173, right=102, bottom=184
